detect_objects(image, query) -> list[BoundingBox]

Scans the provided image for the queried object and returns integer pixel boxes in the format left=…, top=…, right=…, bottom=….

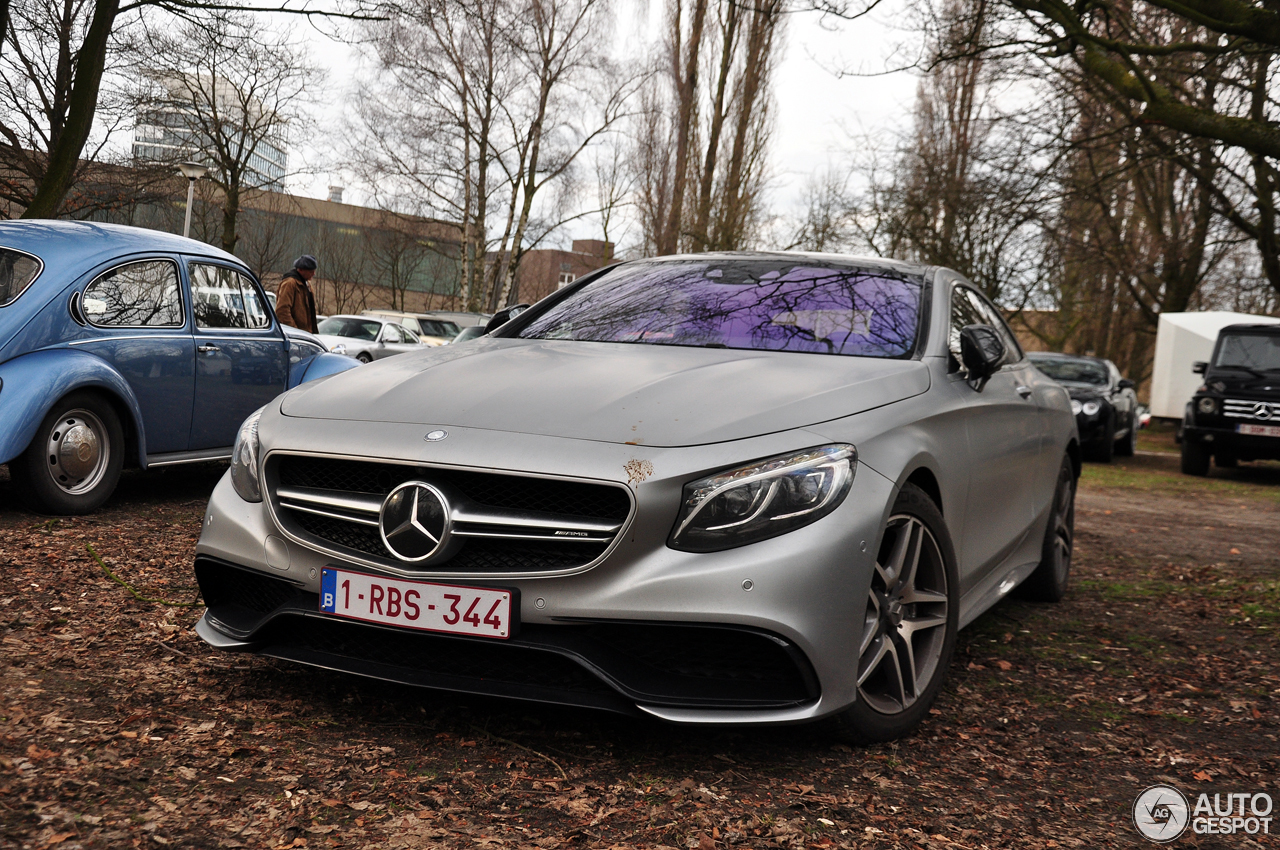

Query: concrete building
left=132, top=74, right=288, bottom=190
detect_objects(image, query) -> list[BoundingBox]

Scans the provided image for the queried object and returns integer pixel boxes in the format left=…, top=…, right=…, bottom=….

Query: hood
left=1205, top=370, right=1280, bottom=396
left=316, top=334, right=367, bottom=349
left=280, top=338, right=931, bottom=447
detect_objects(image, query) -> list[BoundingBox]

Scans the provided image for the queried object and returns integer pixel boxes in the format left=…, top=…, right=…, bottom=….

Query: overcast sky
left=284, top=0, right=922, bottom=250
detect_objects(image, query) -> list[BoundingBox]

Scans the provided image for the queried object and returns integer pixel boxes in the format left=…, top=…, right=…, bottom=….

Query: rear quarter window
left=0, top=248, right=43, bottom=307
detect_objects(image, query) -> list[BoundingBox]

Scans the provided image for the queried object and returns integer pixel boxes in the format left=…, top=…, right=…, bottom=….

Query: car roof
left=0, top=220, right=243, bottom=282
left=632, top=250, right=933, bottom=277
left=1220, top=323, right=1280, bottom=334
left=1028, top=351, right=1110, bottom=365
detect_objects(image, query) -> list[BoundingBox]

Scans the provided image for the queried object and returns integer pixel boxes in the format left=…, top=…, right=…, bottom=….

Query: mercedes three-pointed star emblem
left=379, top=481, right=452, bottom=562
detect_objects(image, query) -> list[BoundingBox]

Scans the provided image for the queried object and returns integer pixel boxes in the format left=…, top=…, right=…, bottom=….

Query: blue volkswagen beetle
left=0, top=220, right=356, bottom=515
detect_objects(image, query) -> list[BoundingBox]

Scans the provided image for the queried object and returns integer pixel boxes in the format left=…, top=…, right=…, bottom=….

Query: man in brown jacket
left=276, top=255, right=319, bottom=333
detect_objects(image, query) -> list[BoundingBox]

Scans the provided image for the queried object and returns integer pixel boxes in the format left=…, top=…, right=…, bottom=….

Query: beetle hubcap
left=858, top=515, right=949, bottom=715
left=45, top=410, right=110, bottom=495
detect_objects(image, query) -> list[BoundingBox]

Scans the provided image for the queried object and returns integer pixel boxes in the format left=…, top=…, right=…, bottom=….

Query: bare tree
left=0, top=0, right=175, bottom=216
left=632, top=0, right=784, bottom=255
left=350, top=0, right=635, bottom=311
left=137, top=11, right=319, bottom=254
left=2, top=0, right=367, bottom=220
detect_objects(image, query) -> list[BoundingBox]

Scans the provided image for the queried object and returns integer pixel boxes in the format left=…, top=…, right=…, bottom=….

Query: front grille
left=1224, top=398, right=1280, bottom=421
left=269, top=454, right=631, bottom=574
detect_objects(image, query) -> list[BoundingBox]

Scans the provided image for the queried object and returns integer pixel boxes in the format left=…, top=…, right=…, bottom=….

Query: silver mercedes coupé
left=193, top=254, right=1079, bottom=742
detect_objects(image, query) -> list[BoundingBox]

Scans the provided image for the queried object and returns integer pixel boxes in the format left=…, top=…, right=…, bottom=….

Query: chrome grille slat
left=1223, top=399, right=1279, bottom=420
left=267, top=454, right=633, bottom=576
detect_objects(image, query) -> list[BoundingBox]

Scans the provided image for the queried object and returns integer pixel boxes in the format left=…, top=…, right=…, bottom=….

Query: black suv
left=1182, top=323, right=1280, bottom=475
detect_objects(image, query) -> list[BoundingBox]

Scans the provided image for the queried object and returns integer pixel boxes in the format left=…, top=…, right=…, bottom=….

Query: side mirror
left=485, top=303, right=531, bottom=334
left=1192, top=361, right=1207, bottom=375
left=959, top=324, right=1006, bottom=383
left=1118, top=378, right=1136, bottom=390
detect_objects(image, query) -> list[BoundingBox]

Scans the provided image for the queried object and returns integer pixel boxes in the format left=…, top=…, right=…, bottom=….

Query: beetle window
left=82, top=260, right=183, bottom=327
left=190, top=263, right=271, bottom=330
left=0, top=248, right=42, bottom=307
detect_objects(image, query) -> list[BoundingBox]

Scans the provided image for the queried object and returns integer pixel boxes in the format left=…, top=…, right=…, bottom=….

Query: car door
left=75, top=257, right=194, bottom=455
left=947, top=283, right=1045, bottom=588
left=188, top=261, right=287, bottom=450
left=378, top=323, right=416, bottom=357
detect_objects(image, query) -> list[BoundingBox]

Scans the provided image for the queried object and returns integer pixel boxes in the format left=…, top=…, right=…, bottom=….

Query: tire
left=12, top=391, right=125, bottom=515
left=356, top=352, right=372, bottom=364
left=1114, top=419, right=1136, bottom=457
left=828, top=483, right=958, bottom=744
left=1181, top=439, right=1210, bottom=476
left=1018, top=455, right=1075, bottom=602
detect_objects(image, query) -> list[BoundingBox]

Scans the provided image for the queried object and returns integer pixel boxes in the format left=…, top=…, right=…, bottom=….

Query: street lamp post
left=177, top=161, right=211, bottom=238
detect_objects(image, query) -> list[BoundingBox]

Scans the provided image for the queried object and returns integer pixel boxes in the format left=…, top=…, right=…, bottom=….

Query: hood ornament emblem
left=1254, top=403, right=1273, bottom=421
left=425, top=429, right=448, bottom=442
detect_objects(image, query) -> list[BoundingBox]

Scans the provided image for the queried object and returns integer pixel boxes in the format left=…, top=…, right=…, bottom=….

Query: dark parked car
left=1028, top=352, right=1139, bottom=462
left=1182, top=323, right=1280, bottom=475
left=0, top=221, right=356, bottom=515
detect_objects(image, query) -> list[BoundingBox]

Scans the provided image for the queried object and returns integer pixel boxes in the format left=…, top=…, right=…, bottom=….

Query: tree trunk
left=658, top=0, right=709, bottom=255
left=20, top=0, right=119, bottom=219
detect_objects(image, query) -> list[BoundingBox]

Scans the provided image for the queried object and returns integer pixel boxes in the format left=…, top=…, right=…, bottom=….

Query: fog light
left=1197, top=397, right=1218, bottom=415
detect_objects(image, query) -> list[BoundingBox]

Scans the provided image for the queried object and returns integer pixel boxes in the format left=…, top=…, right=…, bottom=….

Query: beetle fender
left=0, top=349, right=147, bottom=467
left=292, top=351, right=359, bottom=387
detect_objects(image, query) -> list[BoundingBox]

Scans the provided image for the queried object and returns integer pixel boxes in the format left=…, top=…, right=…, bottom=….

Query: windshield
left=0, top=248, right=42, bottom=307
left=318, top=317, right=381, bottom=341
left=1215, top=333, right=1280, bottom=372
left=517, top=260, right=923, bottom=358
left=1029, top=355, right=1109, bottom=386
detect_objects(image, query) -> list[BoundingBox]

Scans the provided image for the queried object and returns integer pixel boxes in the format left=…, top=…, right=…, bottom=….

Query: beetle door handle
left=198, top=344, right=220, bottom=354
left=1016, top=385, right=1033, bottom=399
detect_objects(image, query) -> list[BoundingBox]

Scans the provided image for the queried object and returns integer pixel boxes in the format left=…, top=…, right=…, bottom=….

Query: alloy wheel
left=858, top=514, right=950, bottom=715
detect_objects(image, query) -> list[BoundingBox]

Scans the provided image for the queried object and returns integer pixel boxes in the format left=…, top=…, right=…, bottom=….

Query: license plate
left=1237, top=423, right=1280, bottom=438
left=320, top=568, right=514, bottom=639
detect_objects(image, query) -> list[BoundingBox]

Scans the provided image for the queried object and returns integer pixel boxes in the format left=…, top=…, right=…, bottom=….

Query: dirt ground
left=0, top=426, right=1277, bottom=850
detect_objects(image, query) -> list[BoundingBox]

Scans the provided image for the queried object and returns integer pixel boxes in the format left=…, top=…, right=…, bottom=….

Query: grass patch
left=1079, top=462, right=1280, bottom=503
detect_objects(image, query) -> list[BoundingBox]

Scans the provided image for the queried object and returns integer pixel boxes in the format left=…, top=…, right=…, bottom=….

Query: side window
left=83, top=260, right=183, bottom=327
left=190, top=263, right=271, bottom=330
left=948, top=285, right=986, bottom=371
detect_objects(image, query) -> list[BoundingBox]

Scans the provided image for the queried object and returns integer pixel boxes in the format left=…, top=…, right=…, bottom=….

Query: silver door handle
left=198, top=344, right=220, bottom=353
left=1016, top=385, right=1032, bottom=398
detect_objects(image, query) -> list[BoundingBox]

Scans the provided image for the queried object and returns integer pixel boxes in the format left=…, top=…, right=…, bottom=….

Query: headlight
left=331, top=343, right=347, bottom=355
left=1070, top=399, right=1083, bottom=415
left=229, top=407, right=265, bottom=502
left=1197, top=397, right=1218, bottom=415
left=669, top=445, right=856, bottom=552
left=1082, top=400, right=1101, bottom=416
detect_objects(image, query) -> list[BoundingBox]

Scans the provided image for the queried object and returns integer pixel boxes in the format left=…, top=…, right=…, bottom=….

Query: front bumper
left=1183, top=423, right=1280, bottom=461
left=193, top=418, right=897, bottom=724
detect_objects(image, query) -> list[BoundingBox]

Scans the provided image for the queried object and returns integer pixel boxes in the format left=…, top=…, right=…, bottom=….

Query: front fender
left=290, top=351, right=358, bottom=388
left=0, top=349, right=147, bottom=467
